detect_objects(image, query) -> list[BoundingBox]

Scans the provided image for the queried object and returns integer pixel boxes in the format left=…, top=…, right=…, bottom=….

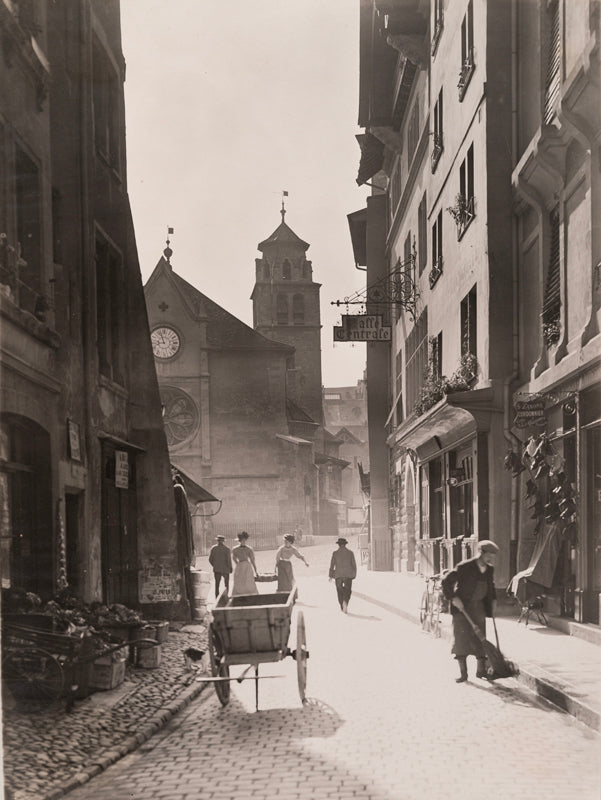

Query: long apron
left=276, top=560, right=294, bottom=592
left=451, top=578, right=487, bottom=657
left=232, top=561, right=258, bottom=596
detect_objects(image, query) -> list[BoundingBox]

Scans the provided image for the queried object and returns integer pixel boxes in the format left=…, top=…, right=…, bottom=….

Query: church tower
left=251, top=204, right=323, bottom=425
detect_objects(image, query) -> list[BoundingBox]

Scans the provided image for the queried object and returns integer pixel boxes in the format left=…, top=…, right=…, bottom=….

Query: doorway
left=101, top=443, right=139, bottom=606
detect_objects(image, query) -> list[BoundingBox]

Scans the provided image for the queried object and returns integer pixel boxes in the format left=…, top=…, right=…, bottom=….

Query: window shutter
left=543, top=0, right=561, bottom=124
left=542, top=209, right=561, bottom=325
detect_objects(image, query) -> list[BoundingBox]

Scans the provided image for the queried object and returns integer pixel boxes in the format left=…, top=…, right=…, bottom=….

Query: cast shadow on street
left=345, top=611, right=382, bottom=621
left=467, top=677, right=556, bottom=713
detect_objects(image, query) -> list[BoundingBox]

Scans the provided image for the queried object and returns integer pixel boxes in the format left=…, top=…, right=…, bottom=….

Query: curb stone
left=38, top=678, right=209, bottom=800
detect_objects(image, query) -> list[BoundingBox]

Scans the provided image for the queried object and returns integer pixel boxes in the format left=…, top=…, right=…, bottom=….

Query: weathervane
left=281, top=190, right=288, bottom=222
left=164, top=226, right=174, bottom=265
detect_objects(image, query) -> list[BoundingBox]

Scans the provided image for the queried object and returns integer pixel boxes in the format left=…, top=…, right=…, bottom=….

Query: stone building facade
left=0, top=0, right=182, bottom=616
left=349, top=0, right=600, bottom=625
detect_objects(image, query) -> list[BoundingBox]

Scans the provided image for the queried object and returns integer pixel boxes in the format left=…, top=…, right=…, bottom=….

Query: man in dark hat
left=208, top=535, right=233, bottom=598
left=329, top=538, right=357, bottom=613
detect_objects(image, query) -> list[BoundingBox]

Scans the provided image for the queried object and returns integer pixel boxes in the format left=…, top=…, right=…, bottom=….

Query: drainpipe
left=503, top=0, right=521, bottom=578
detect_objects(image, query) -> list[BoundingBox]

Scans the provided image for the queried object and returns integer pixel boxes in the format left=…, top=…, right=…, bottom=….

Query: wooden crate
left=90, top=654, right=126, bottom=690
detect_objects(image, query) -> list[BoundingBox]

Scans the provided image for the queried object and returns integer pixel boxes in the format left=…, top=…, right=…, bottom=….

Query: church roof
left=257, top=220, right=309, bottom=252
left=153, top=258, right=294, bottom=353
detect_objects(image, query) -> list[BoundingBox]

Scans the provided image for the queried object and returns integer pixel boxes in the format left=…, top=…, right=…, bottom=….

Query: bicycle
left=419, top=573, right=445, bottom=637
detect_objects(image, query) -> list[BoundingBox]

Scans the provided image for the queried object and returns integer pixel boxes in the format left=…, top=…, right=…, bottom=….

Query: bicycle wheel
left=2, top=646, right=64, bottom=704
left=419, top=591, right=430, bottom=631
left=430, top=591, right=442, bottom=638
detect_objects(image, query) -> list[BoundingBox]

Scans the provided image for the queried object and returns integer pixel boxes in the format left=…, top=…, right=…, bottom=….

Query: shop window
left=449, top=450, right=474, bottom=541
left=0, top=416, right=52, bottom=597
left=276, top=293, right=288, bottom=325
left=429, top=456, right=444, bottom=541
left=96, top=235, right=124, bottom=384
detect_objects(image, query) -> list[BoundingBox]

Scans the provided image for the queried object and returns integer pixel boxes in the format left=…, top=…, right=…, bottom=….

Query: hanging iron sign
left=333, top=314, right=391, bottom=342
left=513, top=398, right=546, bottom=428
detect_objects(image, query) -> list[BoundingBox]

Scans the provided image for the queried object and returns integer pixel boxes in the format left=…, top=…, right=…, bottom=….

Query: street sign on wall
left=333, top=314, right=391, bottom=342
left=513, top=398, right=546, bottom=428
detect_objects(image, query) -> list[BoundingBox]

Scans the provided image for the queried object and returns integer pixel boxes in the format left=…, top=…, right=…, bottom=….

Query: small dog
left=183, top=647, right=209, bottom=674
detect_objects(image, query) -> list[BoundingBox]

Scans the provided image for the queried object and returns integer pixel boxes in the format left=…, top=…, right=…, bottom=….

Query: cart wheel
left=295, top=611, right=308, bottom=704
left=208, top=624, right=230, bottom=707
left=2, top=646, right=64, bottom=705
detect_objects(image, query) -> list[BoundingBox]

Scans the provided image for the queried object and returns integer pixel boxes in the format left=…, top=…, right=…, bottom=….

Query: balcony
left=431, top=132, right=443, bottom=172
left=447, top=195, right=475, bottom=240
left=457, top=52, right=475, bottom=101
left=431, top=14, right=443, bottom=56
left=429, top=258, right=442, bottom=288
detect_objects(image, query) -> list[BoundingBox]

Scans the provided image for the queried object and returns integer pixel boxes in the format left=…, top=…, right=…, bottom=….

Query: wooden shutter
left=543, top=0, right=561, bottom=124
left=542, top=209, right=561, bottom=325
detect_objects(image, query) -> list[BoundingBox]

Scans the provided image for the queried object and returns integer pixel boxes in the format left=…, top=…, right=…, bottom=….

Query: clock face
left=151, top=326, right=180, bottom=359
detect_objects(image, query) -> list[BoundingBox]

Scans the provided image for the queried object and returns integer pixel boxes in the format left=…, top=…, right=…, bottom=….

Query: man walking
left=329, top=537, right=357, bottom=613
left=208, top=535, right=232, bottom=597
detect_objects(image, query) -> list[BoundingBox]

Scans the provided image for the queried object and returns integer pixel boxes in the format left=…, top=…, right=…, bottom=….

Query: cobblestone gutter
left=2, top=625, right=209, bottom=800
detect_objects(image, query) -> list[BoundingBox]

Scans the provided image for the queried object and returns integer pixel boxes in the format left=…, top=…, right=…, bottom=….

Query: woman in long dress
left=275, top=534, right=309, bottom=592
left=231, top=531, right=259, bottom=596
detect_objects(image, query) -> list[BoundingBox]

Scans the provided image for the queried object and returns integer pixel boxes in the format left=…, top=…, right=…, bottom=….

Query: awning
left=356, top=133, right=385, bottom=186
left=389, top=388, right=500, bottom=457
left=171, top=463, right=219, bottom=504
left=347, top=207, right=368, bottom=267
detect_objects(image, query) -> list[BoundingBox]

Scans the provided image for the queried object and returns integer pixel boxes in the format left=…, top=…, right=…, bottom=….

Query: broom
left=461, top=608, right=519, bottom=680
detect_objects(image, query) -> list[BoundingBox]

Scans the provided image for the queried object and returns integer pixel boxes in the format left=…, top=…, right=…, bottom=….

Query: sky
left=120, top=0, right=369, bottom=388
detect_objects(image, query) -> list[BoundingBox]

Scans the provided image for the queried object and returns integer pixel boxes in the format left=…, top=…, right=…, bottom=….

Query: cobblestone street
left=62, top=566, right=600, bottom=800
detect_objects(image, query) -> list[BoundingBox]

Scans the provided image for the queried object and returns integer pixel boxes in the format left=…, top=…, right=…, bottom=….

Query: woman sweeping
left=275, top=534, right=309, bottom=592
left=441, top=539, right=498, bottom=682
left=231, top=531, right=259, bottom=596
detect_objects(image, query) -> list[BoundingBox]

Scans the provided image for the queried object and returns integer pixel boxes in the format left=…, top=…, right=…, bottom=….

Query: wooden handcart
left=199, top=586, right=308, bottom=711
left=1, top=620, right=158, bottom=710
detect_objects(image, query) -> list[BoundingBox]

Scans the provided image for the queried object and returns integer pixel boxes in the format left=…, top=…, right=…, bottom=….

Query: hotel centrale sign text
left=333, top=315, right=391, bottom=342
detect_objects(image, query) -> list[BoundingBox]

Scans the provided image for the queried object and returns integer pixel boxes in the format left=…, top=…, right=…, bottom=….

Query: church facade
left=144, top=213, right=347, bottom=549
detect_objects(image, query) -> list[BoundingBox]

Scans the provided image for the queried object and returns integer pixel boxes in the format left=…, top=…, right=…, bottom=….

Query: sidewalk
left=353, top=564, right=601, bottom=732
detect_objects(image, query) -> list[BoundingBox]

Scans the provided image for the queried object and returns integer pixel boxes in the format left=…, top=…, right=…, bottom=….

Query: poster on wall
left=115, top=450, right=129, bottom=489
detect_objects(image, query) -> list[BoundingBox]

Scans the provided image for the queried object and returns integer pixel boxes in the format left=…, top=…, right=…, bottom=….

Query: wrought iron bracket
left=331, top=255, right=419, bottom=321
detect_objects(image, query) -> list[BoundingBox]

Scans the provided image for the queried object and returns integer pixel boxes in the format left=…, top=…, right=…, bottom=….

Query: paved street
left=63, top=539, right=599, bottom=800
